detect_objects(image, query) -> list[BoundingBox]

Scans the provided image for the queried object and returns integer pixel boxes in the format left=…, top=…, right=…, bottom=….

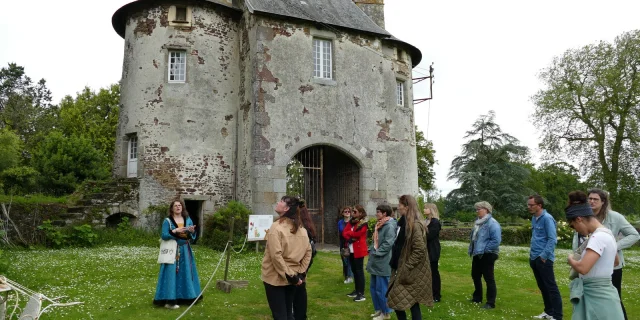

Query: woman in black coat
left=424, top=203, right=441, bottom=302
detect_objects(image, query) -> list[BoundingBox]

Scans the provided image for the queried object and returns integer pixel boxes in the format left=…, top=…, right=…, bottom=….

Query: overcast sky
left=1, top=0, right=639, bottom=195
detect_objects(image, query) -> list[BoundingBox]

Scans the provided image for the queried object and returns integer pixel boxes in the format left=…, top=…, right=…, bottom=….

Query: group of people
left=337, top=195, right=440, bottom=320
left=150, top=187, right=639, bottom=320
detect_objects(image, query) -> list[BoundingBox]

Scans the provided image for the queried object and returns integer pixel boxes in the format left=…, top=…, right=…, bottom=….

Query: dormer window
left=169, top=6, right=192, bottom=27
left=175, top=7, right=187, bottom=22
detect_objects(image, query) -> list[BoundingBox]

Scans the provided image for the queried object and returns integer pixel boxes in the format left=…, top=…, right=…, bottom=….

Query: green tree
left=532, top=29, right=640, bottom=204
left=524, top=162, right=586, bottom=219
left=0, top=63, right=56, bottom=152
left=416, top=127, right=436, bottom=192
left=32, top=132, right=110, bottom=195
left=57, top=84, right=120, bottom=164
left=446, top=111, right=531, bottom=218
left=0, top=128, right=22, bottom=173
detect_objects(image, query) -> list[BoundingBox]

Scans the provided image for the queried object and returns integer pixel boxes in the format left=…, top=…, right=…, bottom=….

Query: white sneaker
left=373, top=314, right=391, bottom=320
left=344, top=277, right=353, bottom=284
left=533, top=312, right=550, bottom=319
left=164, top=304, right=179, bottom=309
left=371, top=310, right=381, bottom=317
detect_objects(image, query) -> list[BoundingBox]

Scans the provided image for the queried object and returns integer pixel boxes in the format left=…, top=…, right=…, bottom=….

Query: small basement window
left=169, top=6, right=192, bottom=27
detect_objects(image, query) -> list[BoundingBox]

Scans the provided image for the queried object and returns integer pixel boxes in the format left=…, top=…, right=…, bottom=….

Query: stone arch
left=285, top=140, right=365, bottom=245
left=277, top=135, right=372, bottom=170
left=105, top=212, right=137, bottom=228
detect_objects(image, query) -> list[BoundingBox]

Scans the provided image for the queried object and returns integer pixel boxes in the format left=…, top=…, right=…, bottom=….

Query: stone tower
left=111, top=0, right=422, bottom=244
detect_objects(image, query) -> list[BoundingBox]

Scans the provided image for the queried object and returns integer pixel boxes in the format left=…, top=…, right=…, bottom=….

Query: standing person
left=527, top=195, right=563, bottom=320
left=337, top=206, right=354, bottom=284
left=424, top=203, right=442, bottom=302
left=387, top=195, right=433, bottom=320
left=468, top=201, right=501, bottom=310
left=566, top=191, right=624, bottom=320
left=572, top=188, right=639, bottom=320
left=366, top=204, right=397, bottom=320
left=153, top=199, right=201, bottom=309
left=342, top=204, right=368, bottom=302
left=293, top=202, right=317, bottom=320
left=262, top=196, right=312, bottom=320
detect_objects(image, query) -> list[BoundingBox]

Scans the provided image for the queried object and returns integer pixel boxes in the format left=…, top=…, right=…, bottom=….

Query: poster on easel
left=248, top=215, right=274, bottom=241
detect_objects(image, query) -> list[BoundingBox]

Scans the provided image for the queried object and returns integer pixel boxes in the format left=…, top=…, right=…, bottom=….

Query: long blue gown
left=153, top=217, right=202, bottom=305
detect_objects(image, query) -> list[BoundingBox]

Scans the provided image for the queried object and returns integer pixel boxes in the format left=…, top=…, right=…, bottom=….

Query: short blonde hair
left=474, top=201, right=493, bottom=213
left=424, top=203, right=440, bottom=219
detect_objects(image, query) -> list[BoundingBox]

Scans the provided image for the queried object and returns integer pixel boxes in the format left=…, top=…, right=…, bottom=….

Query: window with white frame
left=396, top=81, right=405, bottom=106
left=127, top=135, right=138, bottom=178
left=313, top=39, right=332, bottom=79
left=168, top=50, right=186, bottom=83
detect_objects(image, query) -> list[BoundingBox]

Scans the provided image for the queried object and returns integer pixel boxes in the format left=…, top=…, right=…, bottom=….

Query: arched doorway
left=106, top=212, right=137, bottom=228
left=287, top=145, right=360, bottom=245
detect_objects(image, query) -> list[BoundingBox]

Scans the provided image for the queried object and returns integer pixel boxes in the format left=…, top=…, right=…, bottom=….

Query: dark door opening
left=184, top=200, right=203, bottom=243
left=287, top=145, right=359, bottom=245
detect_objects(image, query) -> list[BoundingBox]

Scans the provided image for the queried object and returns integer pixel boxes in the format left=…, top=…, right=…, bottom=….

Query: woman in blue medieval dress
left=153, top=199, right=202, bottom=309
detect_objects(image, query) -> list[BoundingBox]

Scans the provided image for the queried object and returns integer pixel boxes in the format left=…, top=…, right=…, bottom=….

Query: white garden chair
left=0, top=276, right=82, bottom=320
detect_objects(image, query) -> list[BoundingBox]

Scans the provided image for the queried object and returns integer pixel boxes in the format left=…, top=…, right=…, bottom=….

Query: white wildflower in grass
left=2, top=242, right=638, bottom=319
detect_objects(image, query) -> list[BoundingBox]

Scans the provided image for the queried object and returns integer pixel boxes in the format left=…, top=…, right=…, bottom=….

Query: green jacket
left=572, top=210, right=640, bottom=270
left=569, top=277, right=624, bottom=320
left=366, top=218, right=397, bottom=276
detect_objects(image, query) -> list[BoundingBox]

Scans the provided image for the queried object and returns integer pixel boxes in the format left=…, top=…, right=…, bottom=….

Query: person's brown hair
left=399, top=195, right=424, bottom=235
left=168, top=199, right=189, bottom=219
left=376, top=204, right=393, bottom=217
left=587, top=188, right=610, bottom=221
left=280, top=195, right=302, bottom=234
left=528, top=195, right=545, bottom=208
left=299, top=202, right=317, bottom=238
left=354, top=204, right=366, bottom=219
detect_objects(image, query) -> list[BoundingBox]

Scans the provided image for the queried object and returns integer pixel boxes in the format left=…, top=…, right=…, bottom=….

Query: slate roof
left=112, top=0, right=421, bottom=65
left=245, top=0, right=390, bottom=37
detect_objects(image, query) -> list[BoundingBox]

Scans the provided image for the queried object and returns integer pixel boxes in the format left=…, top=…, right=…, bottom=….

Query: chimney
left=353, top=0, right=385, bottom=29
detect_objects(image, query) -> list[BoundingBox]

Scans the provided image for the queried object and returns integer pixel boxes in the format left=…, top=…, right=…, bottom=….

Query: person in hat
left=565, top=191, right=624, bottom=320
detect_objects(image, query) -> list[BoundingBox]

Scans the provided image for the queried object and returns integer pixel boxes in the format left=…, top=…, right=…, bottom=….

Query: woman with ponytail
left=261, top=196, right=312, bottom=320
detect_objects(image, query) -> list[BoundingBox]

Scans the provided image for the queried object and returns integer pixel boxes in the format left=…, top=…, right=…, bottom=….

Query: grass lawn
left=3, top=241, right=639, bottom=319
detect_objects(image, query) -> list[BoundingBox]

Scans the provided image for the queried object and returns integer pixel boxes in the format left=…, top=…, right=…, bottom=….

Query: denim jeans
left=342, top=256, right=353, bottom=279
left=530, top=257, right=562, bottom=320
left=370, top=275, right=392, bottom=314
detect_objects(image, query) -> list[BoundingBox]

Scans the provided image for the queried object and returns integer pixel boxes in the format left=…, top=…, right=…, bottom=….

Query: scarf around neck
left=472, top=214, right=491, bottom=241
left=373, top=216, right=391, bottom=250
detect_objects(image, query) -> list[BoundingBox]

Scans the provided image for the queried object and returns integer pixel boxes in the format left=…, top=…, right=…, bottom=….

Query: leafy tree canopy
left=532, top=29, right=640, bottom=202
left=416, top=127, right=437, bottom=193
left=446, top=111, right=531, bottom=218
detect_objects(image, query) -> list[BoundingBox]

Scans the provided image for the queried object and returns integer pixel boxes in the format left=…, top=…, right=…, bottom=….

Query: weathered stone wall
left=246, top=16, right=419, bottom=218
left=114, top=3, right=241, bottom=213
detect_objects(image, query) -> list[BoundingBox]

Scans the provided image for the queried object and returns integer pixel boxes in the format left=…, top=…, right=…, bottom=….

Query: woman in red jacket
left=342, top=204, right=369, bottom=302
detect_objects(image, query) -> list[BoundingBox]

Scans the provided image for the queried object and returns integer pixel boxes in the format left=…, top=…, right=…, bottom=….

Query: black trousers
left=264, top=282, right=295, bottom=320
left=471, top=253, right=497, bottom=307
left=612, top=268, right=628, bottom=320
left=349, top=254, right=365, bottom=294
left=430, top=260, right=441, bottom=301
left=292, top=281, right=307, bottom=320
left=396, top=302, right=421, bottom=320
left=530, top=257, right=563, bottom=320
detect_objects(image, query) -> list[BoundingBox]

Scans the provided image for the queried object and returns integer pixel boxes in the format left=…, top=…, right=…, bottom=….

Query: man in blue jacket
left=528, top=195, right=562, bottom=320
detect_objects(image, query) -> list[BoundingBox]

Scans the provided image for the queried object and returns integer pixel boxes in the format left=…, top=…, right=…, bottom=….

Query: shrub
left=94, top=225, right=158, bottom=247
left=71, top=224, right=99, bottom=247
left=201, top=201, right=251, bottom=250
left=38, top=220, right=70, bottom=248
left=501, top=225, right=531, bottom=246
left=556, top=220, right=573, bottom=248
left=367, top=218, right=377, bottom=242
left=454, top=211, right=476, bottom=222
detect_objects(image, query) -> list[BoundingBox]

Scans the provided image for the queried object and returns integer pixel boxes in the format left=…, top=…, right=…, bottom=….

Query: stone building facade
left=111, top=0, right=422, bottom=244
